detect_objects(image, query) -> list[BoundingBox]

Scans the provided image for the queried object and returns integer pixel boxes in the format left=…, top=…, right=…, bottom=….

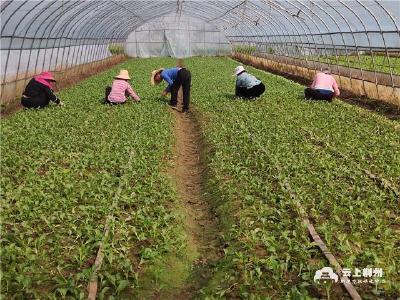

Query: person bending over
left=305, top=68, right=340, bottom=102
left=151, top=65, right=191, bottom=113
left=105, top=70, right=140, bottom=104
left=234, top=66, right=265, bottom=99
left=21, top=71, right=63, bottom=109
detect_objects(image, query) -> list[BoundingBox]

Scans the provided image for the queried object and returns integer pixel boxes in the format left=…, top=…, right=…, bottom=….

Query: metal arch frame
left=319, top=0, right=354, bottom=66
left=0, top=1, right=13, bottom=15
left=227, top=1, right=299, bottom=57
left=234, top=1, right=289, bottom=54
left=288, top=0, right=347, bottom=80
left=184, top=4, right=266, bottom=38
left=80, top=3, right=136, bottom=70
left=322, top=0, right=364, bottom=88
left=28, top=1, right=87, bottom=84
left=1, top=0, right=30, bottom=90
left=14, top=1, right=61, bottom=84
left=190, top=1, right=264, bottom=39
left=277, top=1, right=331, bottom=69
left=187, top=1, right=282, bottom=45
left=258, top=1, right=317, bottom=61
left=67, top=2, right=128, bottom=71
left=74, top=1, right=177, bottom=40
left=72, top=3, right=175, bottom=69
left=12, top=1, right=82, bottom=87
left=262, top=0, right=322, bottom=64
left=0, top=0, right=29, bottom=35
left=1, top=0, right=399, bottom=102
left=249, top=1, right=316, bottom=62
left=49, top=1, right=112, bottom=76
left=375, top=0, right=400, bottom=88
left=337, top=0, right=373, bottom=93
left=296, top=0, right=356, bottom=87
left=0, top=0, right=58, bottom=99
left=357, top=0, right=394, bottom=88
left=58, top=1, right=132, bottom=74
left=37, top=1, right=92, bottom=79
left=76, top=1, right=153, bottom=67
left=52, top=1, right=107, bottom=74
left=97, top=7, right=169, bottom=40
left=105, top=2, right=253, bottom=51
left=3, top=0, right=46, bottom=79
left=63, top=2, right=120, bottom=73
left=293, top=1, right=336, bottom=65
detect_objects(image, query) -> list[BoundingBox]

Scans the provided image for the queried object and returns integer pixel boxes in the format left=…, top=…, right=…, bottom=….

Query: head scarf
left=34, top=72, right=56, bottom=89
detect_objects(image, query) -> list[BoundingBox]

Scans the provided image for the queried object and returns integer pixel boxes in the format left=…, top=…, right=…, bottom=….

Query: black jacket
left=23, top=79, right=60, bottom=104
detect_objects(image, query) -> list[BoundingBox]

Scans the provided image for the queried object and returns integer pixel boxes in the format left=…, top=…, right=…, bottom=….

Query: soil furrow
left=168, top=102, right=221, bottom=299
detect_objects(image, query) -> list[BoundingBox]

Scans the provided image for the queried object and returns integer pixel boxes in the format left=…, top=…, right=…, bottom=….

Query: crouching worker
left=305, top=68, right=340, bottom=101
left=234, top=66, right=265, bottom=99
left=151, top=65, right=191, bottom=113
left=105, top=70, right=140, bottom=104
left=21, top=71, right=63, bottom=109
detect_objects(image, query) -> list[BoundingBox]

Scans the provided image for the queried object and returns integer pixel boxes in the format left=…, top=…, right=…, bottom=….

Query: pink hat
left=38, top=71, right=56, bottom=82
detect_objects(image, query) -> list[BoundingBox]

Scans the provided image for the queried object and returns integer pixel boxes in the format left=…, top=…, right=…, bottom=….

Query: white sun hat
left=115, top=69, right=131, bottom=80
left=233, top=65, right=246, bottom=76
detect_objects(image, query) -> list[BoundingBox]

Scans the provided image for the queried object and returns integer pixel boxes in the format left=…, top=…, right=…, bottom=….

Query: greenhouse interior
left=1, top=0, right=399, bottom=299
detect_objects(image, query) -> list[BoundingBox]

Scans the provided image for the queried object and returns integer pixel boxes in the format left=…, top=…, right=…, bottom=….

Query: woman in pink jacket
left=105, top=70, right=140, bottom=104
left=305, top=68, right=340, bottom=102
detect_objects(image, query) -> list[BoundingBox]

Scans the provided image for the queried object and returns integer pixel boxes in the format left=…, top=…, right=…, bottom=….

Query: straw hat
left=233, top=65, right=245, bottom=76
left=115, top=69, right=131, bottom=80
left=151, top=68, right=164, bottom=85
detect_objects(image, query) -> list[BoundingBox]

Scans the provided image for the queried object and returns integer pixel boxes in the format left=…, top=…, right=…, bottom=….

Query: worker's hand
left=160, top=91, right=168, bottom=97
left=59, top=101, right=65, bottom=107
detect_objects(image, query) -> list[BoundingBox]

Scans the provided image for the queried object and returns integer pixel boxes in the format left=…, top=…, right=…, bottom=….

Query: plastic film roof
left=1, top=0, right=399, bottom=49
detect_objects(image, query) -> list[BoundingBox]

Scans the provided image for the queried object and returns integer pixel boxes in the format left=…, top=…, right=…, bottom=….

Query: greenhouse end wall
left=125, top=16, right=231, bottom=58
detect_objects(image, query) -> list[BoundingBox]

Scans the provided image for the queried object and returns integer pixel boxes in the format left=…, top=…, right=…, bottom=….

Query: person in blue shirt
left=151, top=64, right=192, bottom=113
left=234, top=66, right=265, bottom=99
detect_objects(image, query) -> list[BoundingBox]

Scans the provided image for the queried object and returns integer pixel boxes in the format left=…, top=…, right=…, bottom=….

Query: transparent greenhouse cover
left=1, top=1, right=398, bottom=45
left=125, top=15, right=231, bottom=58
left=0, top=0, right=399, bottom=80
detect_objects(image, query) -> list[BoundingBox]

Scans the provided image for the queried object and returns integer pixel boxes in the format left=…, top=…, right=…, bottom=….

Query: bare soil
left=163, top=98, right=221, bottom=299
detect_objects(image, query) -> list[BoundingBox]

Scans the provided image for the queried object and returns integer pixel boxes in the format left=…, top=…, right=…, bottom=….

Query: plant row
left=184, top=56, right=399, bottom=299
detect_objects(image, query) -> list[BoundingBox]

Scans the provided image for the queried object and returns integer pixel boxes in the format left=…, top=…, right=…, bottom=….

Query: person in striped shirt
left=105, top=70, right=140, bottom=104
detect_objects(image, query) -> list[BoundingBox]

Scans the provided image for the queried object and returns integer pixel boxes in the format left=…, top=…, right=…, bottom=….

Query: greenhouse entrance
left=1, top=1, right=399, bottom=299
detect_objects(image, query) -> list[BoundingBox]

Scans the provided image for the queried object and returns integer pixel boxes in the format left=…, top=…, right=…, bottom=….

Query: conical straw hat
left=150, top=68, right=164, bottom=85
left=115, top=69, right=131, bottom=80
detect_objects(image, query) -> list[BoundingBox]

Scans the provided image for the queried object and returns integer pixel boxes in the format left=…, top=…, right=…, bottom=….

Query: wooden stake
left=284, top=181, right=362, bottom=300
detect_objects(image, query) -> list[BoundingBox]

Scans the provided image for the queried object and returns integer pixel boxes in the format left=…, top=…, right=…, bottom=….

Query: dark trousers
left=21, top=96, right=49, bottom=109
left=304, top=88, right=334, bottom=101
left=236, top=82, right=265, bottom=99
left=170, top=68, right=191, bottom=111
left=104, top=86, right=128, bottom=105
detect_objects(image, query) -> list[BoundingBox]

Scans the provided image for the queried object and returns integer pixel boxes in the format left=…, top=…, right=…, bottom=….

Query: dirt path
left=167, top=103, right=221, bottom=299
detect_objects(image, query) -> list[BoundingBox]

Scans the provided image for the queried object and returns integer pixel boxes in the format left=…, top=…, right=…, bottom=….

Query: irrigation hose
left=87, top=150, right=135, bottom=300
left=283, top=181, right=362, bottom=300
